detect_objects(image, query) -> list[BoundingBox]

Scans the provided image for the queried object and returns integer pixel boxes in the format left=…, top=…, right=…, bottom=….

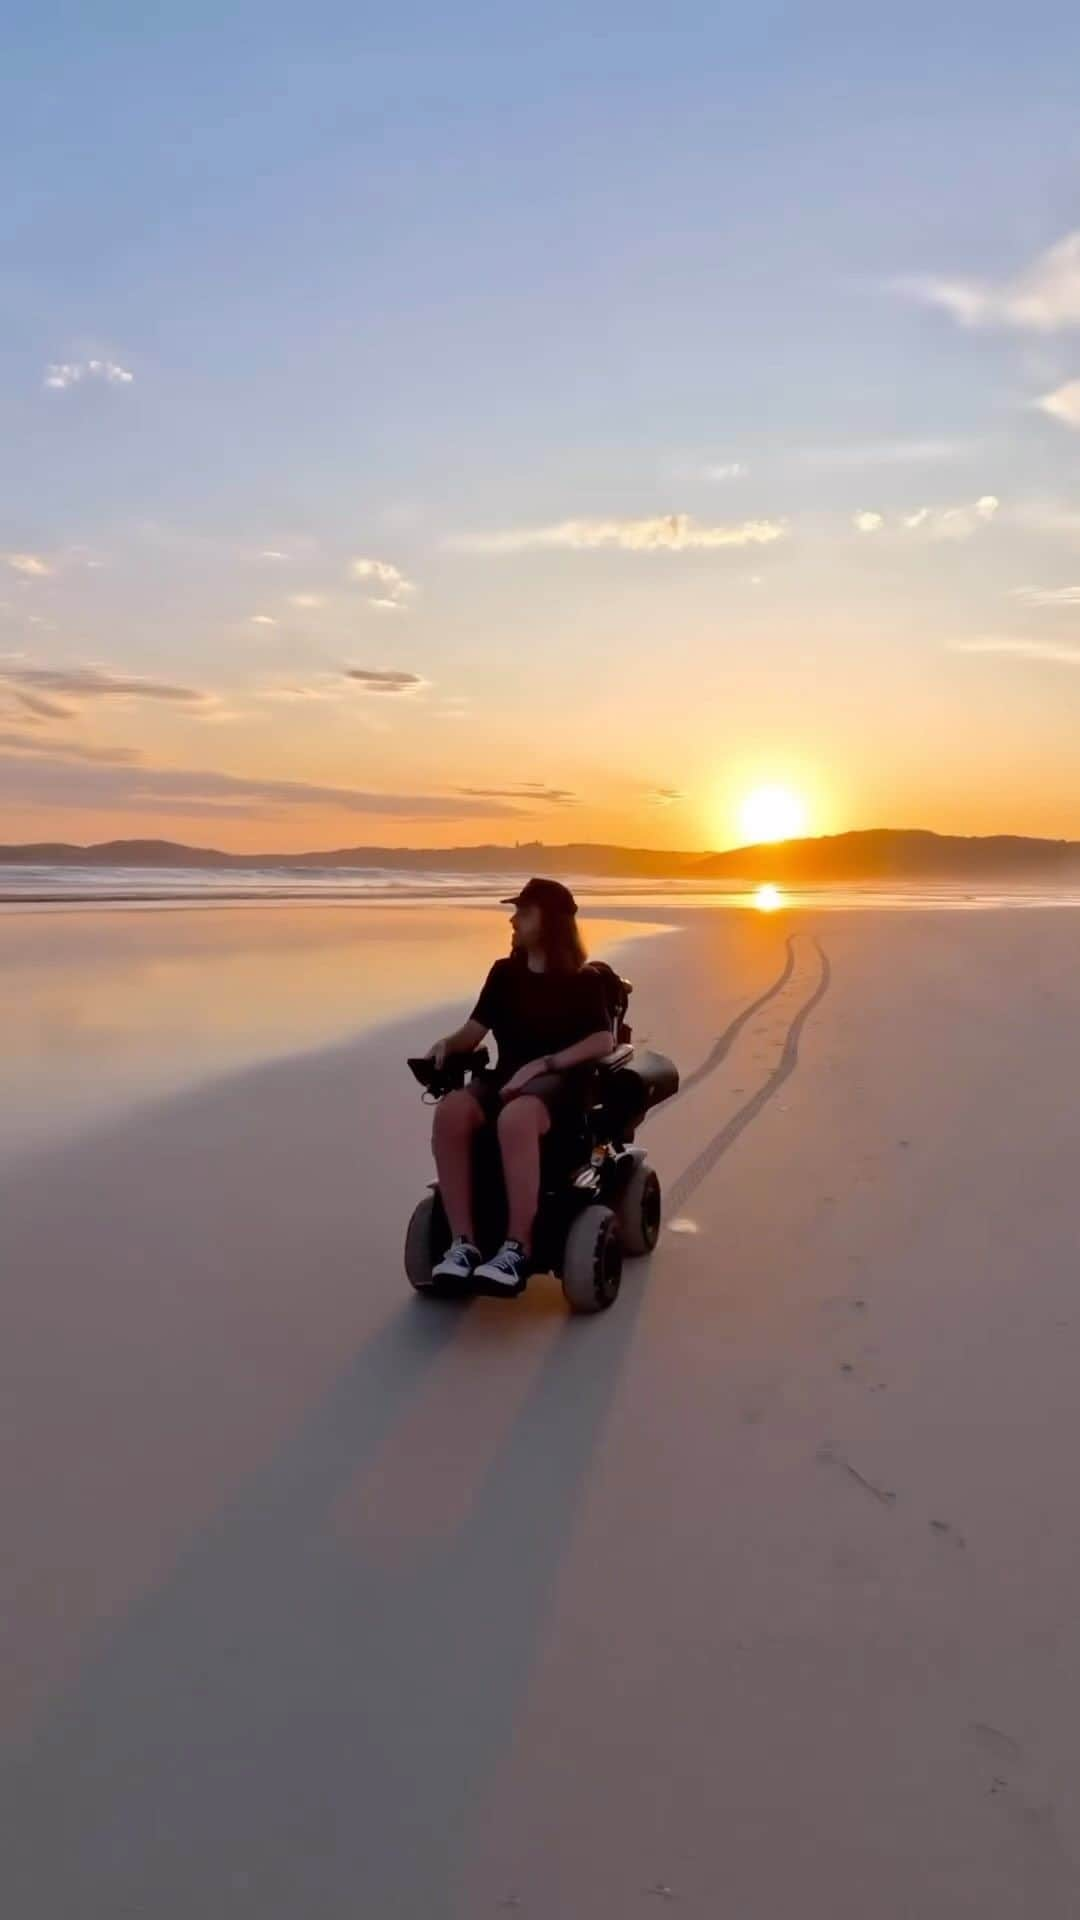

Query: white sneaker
left=430, top=1237, right=482, bottom=1284
left=474, top=1239, right=529, bottom=1294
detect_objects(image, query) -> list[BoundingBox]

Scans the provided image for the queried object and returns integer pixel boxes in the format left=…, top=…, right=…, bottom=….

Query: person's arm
left=425, top=1017, right=488, bottom=1070
left=425, top=961, right=502, bottom=1068
left=549, top=1029, right=615, bottom=1071
left=500, top=1026, right=614, bottom=1097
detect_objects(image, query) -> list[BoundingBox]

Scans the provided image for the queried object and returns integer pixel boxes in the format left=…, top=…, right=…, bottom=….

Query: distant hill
left=695, top=829, right=1080, bottom=882
left=2, top=829, right=1080, bottom=880
left=0, top=837, right=698, bottom=877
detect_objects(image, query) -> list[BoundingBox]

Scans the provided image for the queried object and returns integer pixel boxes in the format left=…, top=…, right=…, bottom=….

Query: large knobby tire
left=615, top=1162, right=662, bottom=1256
left=404, top=1191, right=451, bottom=1294
left=561, top=1204, right=623, bottom=1314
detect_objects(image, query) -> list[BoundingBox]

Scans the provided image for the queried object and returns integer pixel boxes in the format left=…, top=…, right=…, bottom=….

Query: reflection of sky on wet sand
left=1, top=905, right=669, bottom=1163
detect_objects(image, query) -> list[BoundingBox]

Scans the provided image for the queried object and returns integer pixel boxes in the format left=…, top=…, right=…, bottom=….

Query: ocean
left=4, top=863, right=1080, bottom=911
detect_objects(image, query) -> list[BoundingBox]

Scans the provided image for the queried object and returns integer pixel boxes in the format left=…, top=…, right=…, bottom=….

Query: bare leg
left=496, top=1095, right=551, bottom=1253
left=431, top=1090, right=485, bottom=1241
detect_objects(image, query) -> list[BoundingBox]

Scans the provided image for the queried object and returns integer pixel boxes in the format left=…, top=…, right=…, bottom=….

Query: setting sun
left=738, top=786, right=808, bottom=846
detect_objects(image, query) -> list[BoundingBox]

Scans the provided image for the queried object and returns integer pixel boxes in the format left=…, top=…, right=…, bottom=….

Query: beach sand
left=3, top=902, right=1079, bottom=1916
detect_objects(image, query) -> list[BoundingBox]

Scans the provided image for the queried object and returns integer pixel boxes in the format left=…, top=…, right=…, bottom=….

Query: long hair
left=538, top=904, right=587, bottom=974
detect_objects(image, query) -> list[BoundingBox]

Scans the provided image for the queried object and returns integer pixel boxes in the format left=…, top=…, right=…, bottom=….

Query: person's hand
left=499, top=1058, right=547, bottom=1100
left=426, top=1038, right=449, bottom=1071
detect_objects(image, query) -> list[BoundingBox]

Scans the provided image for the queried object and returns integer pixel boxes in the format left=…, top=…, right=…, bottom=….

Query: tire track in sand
left=665, top=937, right=831, bottom=1216
left=672, top=935, right=797, bottom=1102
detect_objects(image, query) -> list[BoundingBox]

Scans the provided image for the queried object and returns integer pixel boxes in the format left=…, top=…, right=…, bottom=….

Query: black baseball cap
left=501, top=875, right=578, bottom=915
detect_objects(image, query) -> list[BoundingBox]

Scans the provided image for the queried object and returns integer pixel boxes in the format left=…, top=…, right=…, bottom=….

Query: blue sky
left=4, top=2, right=1080, bottom=848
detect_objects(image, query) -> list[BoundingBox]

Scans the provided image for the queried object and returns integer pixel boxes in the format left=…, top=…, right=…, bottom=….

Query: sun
left=738, top=785, right=807, bottom=845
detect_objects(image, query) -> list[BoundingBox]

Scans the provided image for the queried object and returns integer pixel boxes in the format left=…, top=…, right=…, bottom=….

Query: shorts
left=464, top=1068, right=593, bottom=1129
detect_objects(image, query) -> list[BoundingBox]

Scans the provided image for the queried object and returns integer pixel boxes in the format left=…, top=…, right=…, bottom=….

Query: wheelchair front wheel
left=561, top=1204, right=623, bottom=1314
left=615, top=1162, right=662, bottom=1256
left=404, top=1190, right=459, bottom=1296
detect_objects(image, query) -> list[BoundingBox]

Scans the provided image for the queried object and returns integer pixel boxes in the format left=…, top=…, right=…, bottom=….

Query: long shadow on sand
left=2, top=1276, right=647, bottom=1917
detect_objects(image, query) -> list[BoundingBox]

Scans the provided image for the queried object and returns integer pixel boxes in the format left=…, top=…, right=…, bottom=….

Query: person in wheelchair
left=422, top=876, right=617, bottom=1292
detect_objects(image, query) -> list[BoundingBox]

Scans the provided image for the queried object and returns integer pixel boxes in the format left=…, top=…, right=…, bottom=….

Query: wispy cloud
left=254, top=684, right=338, bottom=703
left=44, top=358, right=134, bottom=390
left=1011, top=584, right=1080, bottom=607
left=455, top=783, right=576, bottom=805
left=0, top=753, right=533, bottom=819
left=4, top=553, right=52, bottom=577
left=647, top=786, right=685, bottom=805
left=250, top=614, right=277, bottom=626
left=259, top=549, right=289, bottom=561
left=1036, top=380, right=1080, bottom=430
left=1015, top=501, right=1080, bottom=545
left=289, top=593, right=325, bottom=609
left=0, top=729, right=141, bottom=763
left=853, top=511, right=884, bottom=533
left=703, top=463, right=746, bottom=481
left=896, top=231, right=1080, bottom=332
left=0, top=663, right=208, bottom=705
left=951, top=637, right=1080, bottom=666
left=802, top=439, right=960, bottom=467
left=344, top=668, right=427, bottom=694
left=13, top=687, right=73, bottom=720
left=447, top=514, right=786, bottom=554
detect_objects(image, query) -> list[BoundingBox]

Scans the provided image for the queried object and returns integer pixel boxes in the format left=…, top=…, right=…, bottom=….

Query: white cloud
left=44, top=358, right=134, bottom=390
left=447, top=514, right=786, bottom=554
left=854, top=497, right=999, bottom=540
left=4, top=553, right=52, bottom=577
left=259, top=549, right=289, bottom=560
left=896, top=231, right=1080, bottom=332
left=1036, top=380, right=1080, bottom=430
left=1011, top=584, right=1080, bottom=607
left=350, top=556, right=413, bottom=590
left=349, top=556, right=416, bottom=610
left=250, top=614, right=277, bottom=626
left=934, top=494, right=1000, bottom=539
left=952, top=637, right=1080, bottom=666
left=704, top=462, right=746, bottom=481
left=289, top=593, right=325, bottom=609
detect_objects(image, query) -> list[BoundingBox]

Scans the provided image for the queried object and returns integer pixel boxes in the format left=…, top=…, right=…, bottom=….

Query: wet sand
left=3, top=904, right=1079, bottom=1916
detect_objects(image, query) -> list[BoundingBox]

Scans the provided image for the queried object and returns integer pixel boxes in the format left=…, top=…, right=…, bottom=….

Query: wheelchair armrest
left=595, top=1043, right=635, bottom=1075
left=407, top=1047, right=490, bottom=1095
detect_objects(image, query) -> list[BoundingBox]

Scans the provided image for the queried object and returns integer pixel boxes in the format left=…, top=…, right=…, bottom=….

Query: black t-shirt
left=470, top=958, right=610, bottom=1084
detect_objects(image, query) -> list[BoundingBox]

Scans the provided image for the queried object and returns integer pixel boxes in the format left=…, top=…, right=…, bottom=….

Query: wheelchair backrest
left=584, top=959, right=633, bottom=1042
